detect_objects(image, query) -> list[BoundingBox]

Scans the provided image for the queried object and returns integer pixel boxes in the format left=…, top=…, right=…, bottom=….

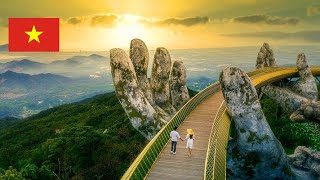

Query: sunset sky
left=1, top=0, right=320, bottom=51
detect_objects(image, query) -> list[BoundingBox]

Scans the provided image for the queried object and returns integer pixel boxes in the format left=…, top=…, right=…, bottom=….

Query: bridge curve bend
left=122, top=66, right=320, bottom=180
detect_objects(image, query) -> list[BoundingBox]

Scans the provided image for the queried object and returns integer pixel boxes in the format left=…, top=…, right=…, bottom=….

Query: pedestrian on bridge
left=170, top=127, right=184, bottom=155
left=186, top=129, right=195, bottom=157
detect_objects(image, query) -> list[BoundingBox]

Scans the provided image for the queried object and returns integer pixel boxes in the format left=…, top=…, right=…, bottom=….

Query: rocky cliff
left=220, top=67, right=292, bottom=179
left=110, top=39, right=190, bottom=140
left=151, top=48, right=177, bottom=115
left=290, top=53, right=318, bottom=100
left=288, top=146, right=320, bottom=179
left=170, top=61, right=190, bottom=109
left=256, top=43, right=320, bottom=123
left=256, top=43, right=277, bottom=69
left=221, top=43, right=320, bottom=179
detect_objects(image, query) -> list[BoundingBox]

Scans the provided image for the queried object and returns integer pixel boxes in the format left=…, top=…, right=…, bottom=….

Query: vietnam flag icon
left=9, top=18, right=59, bottom=52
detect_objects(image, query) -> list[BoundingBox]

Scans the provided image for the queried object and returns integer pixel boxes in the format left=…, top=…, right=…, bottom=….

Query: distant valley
left=0, top=59, right=45, bottom=73
left=0, top=71, right=70, bottom=90
left=0, top=54, right=108, bottom=78
left=0, top=70, right=111, bottom=118
left=0, top=44, right=7, bottom=52
left=3, top=45, right=318, bottom=119
left=0, top=54, right=114, bottom=118
left=0, top=52, right=212, bottom=119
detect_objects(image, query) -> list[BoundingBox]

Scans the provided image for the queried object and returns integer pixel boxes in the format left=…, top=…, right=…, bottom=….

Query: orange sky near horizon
left=0, top=0, right=320, bottom=51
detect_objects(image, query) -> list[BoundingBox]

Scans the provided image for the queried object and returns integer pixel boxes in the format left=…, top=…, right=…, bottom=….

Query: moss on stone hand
left=282, top=166, right=294, bottom=176
left=128, top=108, right=145, bottom=121
left=247, top=131, right=270, bottom=144
left=240, top=128, right=246, bottom=133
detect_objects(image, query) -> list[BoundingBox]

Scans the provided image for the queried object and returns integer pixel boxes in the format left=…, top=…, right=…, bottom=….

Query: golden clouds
left=307, top=6, right=320, bottom=16
left=64, top=14, right=209, bottom=27
left=66, top=14, right=119, bottom=27
left=232, top=14, right=300, bottom=25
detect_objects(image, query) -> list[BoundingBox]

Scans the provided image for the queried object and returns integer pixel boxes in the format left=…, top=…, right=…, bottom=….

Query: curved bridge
left=121, top=66, right=320, bottom=180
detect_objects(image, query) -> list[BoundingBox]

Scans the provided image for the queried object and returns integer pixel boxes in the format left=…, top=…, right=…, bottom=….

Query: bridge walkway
left=147, top=92, right=224, bottom=180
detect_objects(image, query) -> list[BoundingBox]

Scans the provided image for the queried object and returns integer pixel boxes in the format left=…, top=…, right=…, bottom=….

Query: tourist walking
left=170, top=127, right=184, bottom=155
left=186, top=129, right=195, bottom=157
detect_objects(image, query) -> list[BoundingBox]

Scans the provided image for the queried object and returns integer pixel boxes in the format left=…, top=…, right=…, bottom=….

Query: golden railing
left=203, top=66, right=320, bottom=180
left=122, top=66, right=320, bottom=180
left=121, top=75, right=222, bottom=179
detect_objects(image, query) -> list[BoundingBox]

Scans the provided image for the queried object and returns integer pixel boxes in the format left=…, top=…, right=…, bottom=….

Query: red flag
left=9, top=18, right=59, bottom=52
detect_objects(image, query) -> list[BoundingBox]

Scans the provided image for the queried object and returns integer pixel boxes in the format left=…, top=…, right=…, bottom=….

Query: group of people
left=170, top=127, right=195, bottom=157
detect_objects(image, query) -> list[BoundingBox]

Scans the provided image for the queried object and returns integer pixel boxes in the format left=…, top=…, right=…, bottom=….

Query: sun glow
left=112, top=14, right=148, bottom=46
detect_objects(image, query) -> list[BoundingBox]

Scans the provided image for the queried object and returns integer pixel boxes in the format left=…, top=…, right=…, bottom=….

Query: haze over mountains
left=0, top=71, right=70, bottom=90
left=1, top=44, right=320, bottom=119
left=0, top=54, right=108, bottom=77
left=0, top=60, right=46, bottom=74
left=0, top=52, right=113, bottom=118
left=0, top=70, right=109, bottom=118
left=0, top=44, right=7, bottom=52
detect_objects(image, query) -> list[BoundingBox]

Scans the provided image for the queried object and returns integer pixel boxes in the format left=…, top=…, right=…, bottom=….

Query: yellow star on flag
left=25, top=25, right=43, bottom=43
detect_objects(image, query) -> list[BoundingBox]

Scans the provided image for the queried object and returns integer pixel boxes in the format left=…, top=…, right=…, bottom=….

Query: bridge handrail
left=203, top=67, right=285, bottom=180
left=122, top=66, right=320, bottom=180
left=121, top=73, right=223, bottom=179
left=121, top=66, right=279, bottom=179
left=204, top=66, right=320, bottom=180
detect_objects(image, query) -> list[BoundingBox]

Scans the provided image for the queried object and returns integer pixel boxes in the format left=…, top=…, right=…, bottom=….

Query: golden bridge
left=121, top=67, right=320, bottom=180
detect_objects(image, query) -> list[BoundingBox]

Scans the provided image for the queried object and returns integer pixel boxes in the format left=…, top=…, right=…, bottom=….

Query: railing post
left=123, top=66, right=320, bottom=180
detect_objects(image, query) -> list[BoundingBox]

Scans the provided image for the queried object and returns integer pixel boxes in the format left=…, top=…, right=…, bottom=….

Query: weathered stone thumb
left=129, top=39, right=154, bottom=104
left=263, top=84, right=309, bottom=113
left=151, top=47, right=177, bottom=115
left=256, top=42, right=277, bottom=69
left=290, top=101, right=320, bottom=122
left=220, top=66, right=292, bottom=179
left=289, top=53, right=318, bottom=100
left=110, top=48, right=165, bottom=140
left=170, top=61, right=190, bottom=109
left=262, top=84, right=320, bottom=122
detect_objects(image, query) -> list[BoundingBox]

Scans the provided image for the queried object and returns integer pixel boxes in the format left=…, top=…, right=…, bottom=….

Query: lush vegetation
left=0, top=117, right=19, bottom=130
left=0, top=92, right=147, bottom=179
left=228, top=85, right=320, bottom=155
left=261, top=93, right=320, bottom=154
left=0, top=88, right=198, bottom=179
left=2, top=80, right=318, bottom=179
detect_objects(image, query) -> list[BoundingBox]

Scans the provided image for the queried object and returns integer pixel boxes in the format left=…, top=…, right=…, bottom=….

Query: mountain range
left=50, top=54, right=106, bottom=66
left=0, top=59, right=45, bottom=72
left=0, top=69, right=110, bottom=118
left=0, top=71, right=70, bottom=90
left=0, top=54, right=108, bottom=78
left=0, top=44, right=7, bottom=52
left=0, top=52, right=211, bottom=119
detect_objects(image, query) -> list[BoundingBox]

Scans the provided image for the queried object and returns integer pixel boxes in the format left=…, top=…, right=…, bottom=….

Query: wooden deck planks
left=147, top=92, right=224, bottom=180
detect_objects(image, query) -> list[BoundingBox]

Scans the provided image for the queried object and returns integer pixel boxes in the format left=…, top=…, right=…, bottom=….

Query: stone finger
left=110, top=48, right=165, bottom=140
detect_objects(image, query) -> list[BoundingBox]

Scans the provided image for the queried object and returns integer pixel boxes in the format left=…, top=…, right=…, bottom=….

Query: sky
left=1, top=0, right=320, bottom=51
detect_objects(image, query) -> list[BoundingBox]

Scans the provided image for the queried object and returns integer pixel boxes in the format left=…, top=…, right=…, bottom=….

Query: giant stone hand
left=110, top=39, right=190, bottom=140
left=255, top=43, right=319, bottom=122
left=220, top=67, right=292, bottom=179
left=256, top=42, right=277, bottom=69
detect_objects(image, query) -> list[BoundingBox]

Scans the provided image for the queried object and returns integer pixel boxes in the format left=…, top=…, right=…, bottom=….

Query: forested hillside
left=0, top=92, right=147, bottom=179
left=0, top=85, right=318, bottom=179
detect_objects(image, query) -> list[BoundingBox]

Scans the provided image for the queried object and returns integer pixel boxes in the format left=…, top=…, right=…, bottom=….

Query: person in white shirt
left=185, top=129, right=195, bottom=157
left=170, top=127, right=184, bottom=155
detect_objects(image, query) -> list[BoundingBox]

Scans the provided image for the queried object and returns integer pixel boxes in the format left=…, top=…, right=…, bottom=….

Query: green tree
left=0, top=92, right=147, bottom=180
left=0, top=167, right=25, bottom=180
left=38, top=165, right=55, bottom=180
left=20, top=163, right=38, bottom=179
left=41, top=125, right=103, bottom=179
